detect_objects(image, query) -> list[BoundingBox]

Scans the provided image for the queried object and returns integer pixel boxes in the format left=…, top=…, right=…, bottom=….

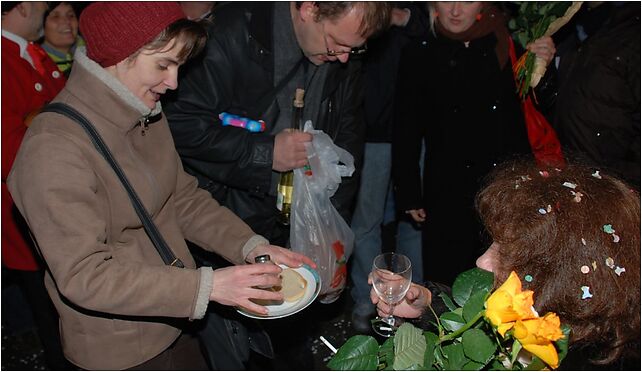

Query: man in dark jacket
left=554, top=2, right=640, bottom=188
left=165, top=2, right=391, bottom=245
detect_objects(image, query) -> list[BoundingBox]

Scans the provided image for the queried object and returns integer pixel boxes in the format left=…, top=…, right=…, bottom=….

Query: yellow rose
left=513, top=313, right=565, bottom=368
left=485, top=271, right=536, bottom=332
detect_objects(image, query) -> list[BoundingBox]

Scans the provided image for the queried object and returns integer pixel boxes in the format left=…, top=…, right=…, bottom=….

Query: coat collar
left=70, top=47, right=162, bottom=131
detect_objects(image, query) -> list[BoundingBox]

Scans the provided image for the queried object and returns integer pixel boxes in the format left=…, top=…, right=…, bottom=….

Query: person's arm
left=172, top=151, right=316, bottom=267
left=1, top=71, right=29, bottom=181
left=8, top=132, right=205, bottom=319
left=164, top=21, right=275, bottom=195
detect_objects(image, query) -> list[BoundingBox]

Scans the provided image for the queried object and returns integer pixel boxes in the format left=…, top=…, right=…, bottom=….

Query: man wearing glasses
left=165, top=2, right=390, bottom=246
left=164, top=2, right=391, bottom=369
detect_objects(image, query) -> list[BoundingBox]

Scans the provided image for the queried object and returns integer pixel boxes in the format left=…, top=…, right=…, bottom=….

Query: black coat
left=555, top=3, right=641, bottom=188
left=164, top=3, right=365, bottom=241
left=392, top=31, right=531, bottom=285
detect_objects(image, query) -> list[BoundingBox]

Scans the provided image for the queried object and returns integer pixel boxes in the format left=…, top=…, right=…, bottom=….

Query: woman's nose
left=450, top=3, right=461, bottom=16
left=164, top=71, right=178, bottom=90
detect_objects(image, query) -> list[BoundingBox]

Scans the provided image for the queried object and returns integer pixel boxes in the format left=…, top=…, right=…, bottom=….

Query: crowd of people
left=2, top=1, right=639, bottom=370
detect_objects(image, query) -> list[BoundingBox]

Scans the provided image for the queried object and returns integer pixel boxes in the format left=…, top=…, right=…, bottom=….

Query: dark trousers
left=128, top=333, right=208, bottom=370
left=11, top=268, right=73, bottom=370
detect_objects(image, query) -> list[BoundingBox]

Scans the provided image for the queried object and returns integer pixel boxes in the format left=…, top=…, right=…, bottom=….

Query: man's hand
left=273, top=129, right=312, bottom=172
left=209, top=264, right=284, bottom=315
left=246, top=244, right=317, bottom=269
left=406, top=208, right=426, bottom=223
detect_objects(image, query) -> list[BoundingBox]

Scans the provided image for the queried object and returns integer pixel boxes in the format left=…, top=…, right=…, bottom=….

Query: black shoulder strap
left=41, top=102, right=185, bottom=268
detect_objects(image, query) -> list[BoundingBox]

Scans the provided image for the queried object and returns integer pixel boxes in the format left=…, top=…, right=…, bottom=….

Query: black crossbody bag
left=41, top=102, right=185, bottom=268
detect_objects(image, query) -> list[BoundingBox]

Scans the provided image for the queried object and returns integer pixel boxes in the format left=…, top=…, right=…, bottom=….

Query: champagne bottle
left=276, top=88, right=305, bottom=225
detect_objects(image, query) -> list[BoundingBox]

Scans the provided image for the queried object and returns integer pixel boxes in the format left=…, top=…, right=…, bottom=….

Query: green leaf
left=327, top=335, right=379, bottom=371
left=462, top=329, right=497, bottom=364
left=379, top=337, right=395, bottom=368
left=438, top=292, right=457, bottom=312
left=549, top=2, right=571, bottom=17
left=523, top=357, right=547, bottom=371
left=462, top=290, right=487, bottom=323
left=488, top=358, right=509, bottom=370
left=424, top=332, right=439, bottom=369
left=462, top=360, right=485, bottom=370
left=452, top=268, right=494, bottom=308
left=556, top=324, right=571, bottom=364
left=393, top=323, right=427, bottom=370
left=440, top=311, right=465, bottom=333
left=510, top=339, right=523, bottom=365
left=442, top=342, right=468, bottom=370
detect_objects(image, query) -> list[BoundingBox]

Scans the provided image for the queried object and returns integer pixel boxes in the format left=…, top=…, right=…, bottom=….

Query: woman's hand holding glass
left=370, top=281, right=432, bottom=320
left=370, top=253, right=412, bottom=337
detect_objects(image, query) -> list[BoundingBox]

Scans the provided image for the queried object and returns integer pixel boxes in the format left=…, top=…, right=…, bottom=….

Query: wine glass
left=370, top=252, right=412, bottom=337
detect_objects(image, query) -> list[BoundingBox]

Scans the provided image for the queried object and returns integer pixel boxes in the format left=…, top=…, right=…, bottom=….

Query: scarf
left=435, top=4, right=510, bottom=69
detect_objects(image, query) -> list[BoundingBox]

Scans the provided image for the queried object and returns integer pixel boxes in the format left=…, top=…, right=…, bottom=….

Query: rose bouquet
left=509, top=2, right=583, bottom=98
left=328, top=269, right=569, bottom=370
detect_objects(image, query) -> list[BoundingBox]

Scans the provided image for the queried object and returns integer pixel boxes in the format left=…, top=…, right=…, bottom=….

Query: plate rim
left=236, top=264, right=321, bottom=320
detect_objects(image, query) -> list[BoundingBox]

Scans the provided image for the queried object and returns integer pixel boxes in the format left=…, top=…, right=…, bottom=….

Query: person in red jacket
left=1, top=2, right=69, bottom=369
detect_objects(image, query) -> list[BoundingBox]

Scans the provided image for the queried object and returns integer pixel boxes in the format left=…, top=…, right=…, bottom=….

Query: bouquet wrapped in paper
left=509, top=2, right=583, bottom=98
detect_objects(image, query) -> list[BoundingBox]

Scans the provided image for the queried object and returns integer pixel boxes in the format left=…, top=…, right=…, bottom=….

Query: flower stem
left=439, top=311, right=485, bottom=342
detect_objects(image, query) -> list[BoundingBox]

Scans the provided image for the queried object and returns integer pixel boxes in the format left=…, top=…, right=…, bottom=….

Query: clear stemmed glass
left=370, top=252, right=412, bottom=337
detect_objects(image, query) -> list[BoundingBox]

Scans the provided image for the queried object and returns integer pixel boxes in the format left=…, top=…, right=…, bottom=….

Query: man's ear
left=16, top=2, right=29, bottom=18
left=298, top=1, right=317, bottom=23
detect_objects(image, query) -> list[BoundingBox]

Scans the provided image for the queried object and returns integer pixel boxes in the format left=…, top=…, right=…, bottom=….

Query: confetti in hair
left=524, top=274, right=533, bottom=282
left=614, top=266, right=626, bottom=276
left=581, top=286, right=593, bottom=299
left=580, top=265, right=590, bottom=274
left=591, top=170, right=602, bottom=179
left=605, top=257, right=615, bottom=269
left=581, top=238, right=587, bottom=246
left=563, top=181, right=577, bottom=189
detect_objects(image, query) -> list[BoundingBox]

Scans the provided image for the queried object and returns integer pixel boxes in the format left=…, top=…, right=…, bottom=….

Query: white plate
left=237, top=264, right=321, bottom=320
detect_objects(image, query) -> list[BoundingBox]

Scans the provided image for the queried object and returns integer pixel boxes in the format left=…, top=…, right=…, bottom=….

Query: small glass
left=370, top=252, right=412, bottom=337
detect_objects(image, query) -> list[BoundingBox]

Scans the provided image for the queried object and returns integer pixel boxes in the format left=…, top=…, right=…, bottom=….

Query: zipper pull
left=140, top=117, right=149, bottom=136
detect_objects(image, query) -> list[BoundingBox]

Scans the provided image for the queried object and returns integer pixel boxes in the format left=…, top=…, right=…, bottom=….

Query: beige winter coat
left=7, top=48, right=267, bottom=369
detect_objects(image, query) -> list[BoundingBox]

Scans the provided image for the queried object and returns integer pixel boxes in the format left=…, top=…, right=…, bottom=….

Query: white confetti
left=581, top=286, right=593, bottom=299
left=614, top=266, right=626, bottom=276
left=538, top=208, right=547, bottom=215
left=580, top=265, right=590, bottom=274
left=562, top=182, right=577, bottom=189
left=581, top=238, right=587, bottom=246
left=592, top=170, right=602, bottom=179
left=605, top=257, right=615, bottom=269
left=612, top=234, right=620, bottom=243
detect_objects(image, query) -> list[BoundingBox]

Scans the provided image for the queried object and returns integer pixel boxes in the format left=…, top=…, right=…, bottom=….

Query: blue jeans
left=350, top=143, right=391, bottom=315
left=383, top=184, right=423, bottom=285
left=349, top=143, right=424, bottom=315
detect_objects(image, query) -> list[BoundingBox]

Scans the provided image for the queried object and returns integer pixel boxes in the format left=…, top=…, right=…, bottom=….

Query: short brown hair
left=477, top=159, right=640, bottom=365
left=129, top=19, right=207, bottom=64
left=297, top=2, right=391, bottom=38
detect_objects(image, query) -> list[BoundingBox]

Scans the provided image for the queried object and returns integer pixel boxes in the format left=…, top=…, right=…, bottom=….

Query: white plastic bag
left=290, top=121, right=355, bottom=303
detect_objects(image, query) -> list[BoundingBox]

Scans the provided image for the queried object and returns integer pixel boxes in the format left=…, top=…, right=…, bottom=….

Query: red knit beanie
left=80, top=2, right=185, bottom=67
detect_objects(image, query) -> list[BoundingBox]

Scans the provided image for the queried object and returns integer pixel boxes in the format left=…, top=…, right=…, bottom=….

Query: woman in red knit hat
left=7, top=2, right=315, bottom=369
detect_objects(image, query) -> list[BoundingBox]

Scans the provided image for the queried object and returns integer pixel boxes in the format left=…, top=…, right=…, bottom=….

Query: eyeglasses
left=316, top=23, right=367, bottom=57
